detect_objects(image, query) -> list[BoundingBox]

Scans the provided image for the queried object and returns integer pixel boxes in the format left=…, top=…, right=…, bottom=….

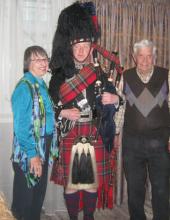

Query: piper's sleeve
left=49, top=73, right=63, bottom=120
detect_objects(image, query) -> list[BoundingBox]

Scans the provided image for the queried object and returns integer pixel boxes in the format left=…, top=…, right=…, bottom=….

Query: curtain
left=81, top=0, right=170, bottom=70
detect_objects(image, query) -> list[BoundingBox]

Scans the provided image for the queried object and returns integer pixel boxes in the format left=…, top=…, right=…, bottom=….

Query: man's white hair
left=133, top=39, right=157, bottom=62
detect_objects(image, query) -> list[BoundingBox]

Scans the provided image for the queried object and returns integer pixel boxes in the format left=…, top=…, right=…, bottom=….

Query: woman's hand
left=101, top=92, right=119, bottom=105
left=30, top=156, right=42, bottom=177
left=60, top=108, right=81, bottom=121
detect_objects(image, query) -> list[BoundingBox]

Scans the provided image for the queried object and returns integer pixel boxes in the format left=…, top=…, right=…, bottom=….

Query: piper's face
left=72, top=42, right=92, bottom=63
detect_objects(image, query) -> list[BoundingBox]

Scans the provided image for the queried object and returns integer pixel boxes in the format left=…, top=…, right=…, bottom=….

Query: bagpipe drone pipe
left=92, top=47, right=123, bottom=153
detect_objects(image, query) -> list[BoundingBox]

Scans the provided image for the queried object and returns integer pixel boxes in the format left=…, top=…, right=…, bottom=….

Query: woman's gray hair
left=23, top=45, right=48, bottom=73
left=133, top=39, right=157, bottom=62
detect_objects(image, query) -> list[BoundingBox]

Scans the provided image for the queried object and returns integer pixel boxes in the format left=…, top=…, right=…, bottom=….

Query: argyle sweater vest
left=123, top=66, right=169, bottom=137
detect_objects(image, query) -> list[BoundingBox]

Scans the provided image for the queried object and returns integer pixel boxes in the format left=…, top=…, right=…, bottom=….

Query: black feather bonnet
left=50, top=1, right=100, bottom=79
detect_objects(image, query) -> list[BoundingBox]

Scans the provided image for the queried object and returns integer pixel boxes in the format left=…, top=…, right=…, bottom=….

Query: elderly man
left=115, top=39, right=170, bottom=220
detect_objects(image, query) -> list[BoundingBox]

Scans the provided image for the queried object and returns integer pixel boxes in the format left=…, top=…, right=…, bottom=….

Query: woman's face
left=29, top=53, right=49, bottom=77
left=72, top=41, right=92, bottom=63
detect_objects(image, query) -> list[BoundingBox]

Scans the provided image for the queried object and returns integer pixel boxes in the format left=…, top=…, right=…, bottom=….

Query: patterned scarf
left=59, top=63, right=96, bottom=104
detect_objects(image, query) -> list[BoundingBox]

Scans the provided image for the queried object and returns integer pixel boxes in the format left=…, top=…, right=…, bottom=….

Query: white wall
left=0, top=123, right=13, bottom=204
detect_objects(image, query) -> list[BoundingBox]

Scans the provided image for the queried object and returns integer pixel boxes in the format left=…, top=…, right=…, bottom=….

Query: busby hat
left=58, top=1, right=99, bottom=44
left=50, top=1, right=100, bottom=78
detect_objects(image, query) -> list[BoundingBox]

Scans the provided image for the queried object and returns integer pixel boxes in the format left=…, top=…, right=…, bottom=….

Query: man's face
left=135, top=46, right=154, bottom=74
left=29, top=54, right=49, bottom=77
left=72, top=41, right=92, bottom=63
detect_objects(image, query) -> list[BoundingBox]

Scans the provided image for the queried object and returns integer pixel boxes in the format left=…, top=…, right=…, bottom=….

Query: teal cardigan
left=11, top=72, right=58, bottom=187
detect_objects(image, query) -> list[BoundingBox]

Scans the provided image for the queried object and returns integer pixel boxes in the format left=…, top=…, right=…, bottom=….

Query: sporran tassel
left=72, top=149, right=79, bottom=184
left=86, top=148, right=94, bottom=183
left=79, top=149, right=87, bottom=183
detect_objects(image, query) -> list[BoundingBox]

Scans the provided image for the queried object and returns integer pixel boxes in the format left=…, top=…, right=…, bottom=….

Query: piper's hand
left=101, top=92, right=119, bottom=105
left=30, top=156, right=42, bottom=177
left=61, top=108, right=81, bottom=121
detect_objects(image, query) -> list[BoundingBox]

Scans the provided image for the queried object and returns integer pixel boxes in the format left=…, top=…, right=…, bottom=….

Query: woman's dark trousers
left=11, top=136, right=51, bottom=220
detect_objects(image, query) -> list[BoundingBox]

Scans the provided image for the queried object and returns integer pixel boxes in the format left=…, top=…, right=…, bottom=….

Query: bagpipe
left=92, top=44, right=123, bottom=153
left=91, top=44, right=123, bottom=209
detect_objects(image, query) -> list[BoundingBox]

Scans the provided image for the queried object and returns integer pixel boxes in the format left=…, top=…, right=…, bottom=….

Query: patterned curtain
left=81, top=0, right=170, bottom=70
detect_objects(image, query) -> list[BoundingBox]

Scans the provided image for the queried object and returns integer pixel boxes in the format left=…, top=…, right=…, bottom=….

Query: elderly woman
left=11, top=46, right=58, bottom=220
left=49, top=2, right=123, bottom=220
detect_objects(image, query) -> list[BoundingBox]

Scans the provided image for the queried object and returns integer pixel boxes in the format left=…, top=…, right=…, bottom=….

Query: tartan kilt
left=51, top=121, right=117, bottom=209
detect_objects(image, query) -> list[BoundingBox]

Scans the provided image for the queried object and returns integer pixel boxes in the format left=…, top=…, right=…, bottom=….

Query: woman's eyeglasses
left=31, top=58, right=50, bottom=64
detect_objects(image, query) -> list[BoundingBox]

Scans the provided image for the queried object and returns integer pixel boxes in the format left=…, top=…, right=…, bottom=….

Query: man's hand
left=30, top=156, right=42, bottom=177
left=101, top=92, right=119, bottom=105
left=61, top=108, right=81, bottom=121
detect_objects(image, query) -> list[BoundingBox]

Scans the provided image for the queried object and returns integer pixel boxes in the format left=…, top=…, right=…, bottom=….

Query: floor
left=41, top=201, right=153, bottom=220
